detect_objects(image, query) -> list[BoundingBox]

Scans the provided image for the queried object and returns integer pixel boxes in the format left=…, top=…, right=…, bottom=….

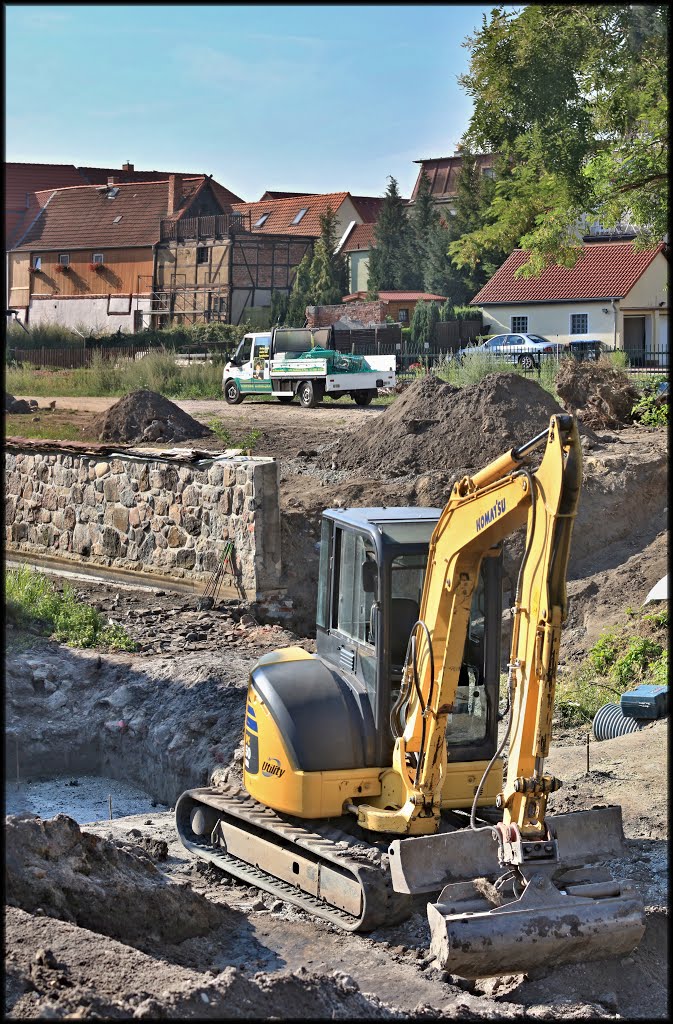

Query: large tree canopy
left=451, top=4, right=668, bottom=277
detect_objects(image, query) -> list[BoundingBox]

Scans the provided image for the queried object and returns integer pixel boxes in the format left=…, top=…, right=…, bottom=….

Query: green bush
left=6, top=565, right=136, bottom=651
left=631, top=376, right=668, bottom=426
left=556, top=608, right=668, bottom=725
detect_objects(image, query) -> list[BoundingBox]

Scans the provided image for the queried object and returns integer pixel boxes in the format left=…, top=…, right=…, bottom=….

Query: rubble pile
left=5, top=392, right=37, bottom=415
left=93, top=389, right=213, bottom=443
left=555, top=361, right=640, bottom=429
left=334, top=373, right=597, bottom=478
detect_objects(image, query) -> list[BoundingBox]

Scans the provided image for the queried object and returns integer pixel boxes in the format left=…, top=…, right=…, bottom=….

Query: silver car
left=459, top=333, right=564, bottom=370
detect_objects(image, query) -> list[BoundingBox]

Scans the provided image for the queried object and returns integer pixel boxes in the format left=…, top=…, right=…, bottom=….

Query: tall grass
left=6, top=350, right=225, bottom=399
left=6, top=565, right=136, bottom=650
left=432, top=349, right=564, bottom=400
left=7, top=320, right=250, bottom=351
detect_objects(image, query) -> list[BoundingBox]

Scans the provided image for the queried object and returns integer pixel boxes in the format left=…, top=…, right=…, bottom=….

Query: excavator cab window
left=446, top=565, right=491, bottom=748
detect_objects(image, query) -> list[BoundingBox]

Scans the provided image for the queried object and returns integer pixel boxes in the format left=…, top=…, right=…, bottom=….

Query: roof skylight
left=292, top=207, right=308, bottom=225
left=254, top=213, right=270, bottom=227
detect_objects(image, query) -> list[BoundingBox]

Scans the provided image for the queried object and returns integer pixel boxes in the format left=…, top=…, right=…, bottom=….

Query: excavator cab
left=314, top=508, right=503, bottom=779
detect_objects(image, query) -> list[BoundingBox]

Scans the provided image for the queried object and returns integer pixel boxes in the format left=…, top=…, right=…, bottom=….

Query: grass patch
left=555, top=606, right=668, bottom=725
left=206, top=420, right=262, bottom=451
left=6, top=565, right=137, bottom=652
left=4, top=415, right=82, bottom=441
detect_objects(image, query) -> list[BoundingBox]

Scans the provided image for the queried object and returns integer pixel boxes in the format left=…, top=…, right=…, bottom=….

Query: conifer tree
left=286, top=252, right=313, bottom=326
left=368, top=177, right=422, bottom=294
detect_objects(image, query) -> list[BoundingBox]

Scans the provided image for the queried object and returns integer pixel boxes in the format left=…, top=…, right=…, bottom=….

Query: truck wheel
left=224, top=379, right=244, bottom=404
left=298, top=380, right=319, bottom=408
left=277, top=395, right=294, bottom=404
left=353, top=389, right=376, bottom=406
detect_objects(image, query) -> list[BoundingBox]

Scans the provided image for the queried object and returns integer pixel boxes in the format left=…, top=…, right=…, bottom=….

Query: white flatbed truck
left=222, top=327, right=396, bottom=408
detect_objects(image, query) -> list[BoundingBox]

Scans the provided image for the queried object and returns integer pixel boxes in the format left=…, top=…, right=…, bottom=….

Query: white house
left=471, top=241, right=669, bottom=365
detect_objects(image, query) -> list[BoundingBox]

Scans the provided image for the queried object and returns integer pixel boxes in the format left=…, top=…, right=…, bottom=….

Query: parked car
left=456, top=333, right=564, bottom=369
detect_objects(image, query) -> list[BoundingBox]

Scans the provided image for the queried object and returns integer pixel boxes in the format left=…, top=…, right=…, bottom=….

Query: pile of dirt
left=333, top=373, right=597, bottom=478
left=5, top=813, right=226, bottom=946
left=5, top=392, right=36, bottom=415
left=555, top=362, right=640, bottom=429
left=93, top=389, right=212, bottom=443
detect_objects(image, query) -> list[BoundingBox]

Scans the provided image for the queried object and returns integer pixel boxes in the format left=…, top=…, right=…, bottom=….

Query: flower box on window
left=29, top=265, right=40, bottom=274
left=90, top=262, right=105, bottom=272
left=55, top=264, right=69, bottom=274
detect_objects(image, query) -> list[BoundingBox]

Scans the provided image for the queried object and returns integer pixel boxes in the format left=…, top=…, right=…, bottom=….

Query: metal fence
left=395, top=343, right=669, bottom=375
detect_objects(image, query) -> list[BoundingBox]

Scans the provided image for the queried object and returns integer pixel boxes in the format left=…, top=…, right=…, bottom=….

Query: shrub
left=631, top=376, right=668, bottom=426
left=6, top=565, right=136, bottom=651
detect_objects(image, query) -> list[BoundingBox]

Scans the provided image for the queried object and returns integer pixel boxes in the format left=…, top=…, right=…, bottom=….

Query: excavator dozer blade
left=427, top=871, right=645, bottom=979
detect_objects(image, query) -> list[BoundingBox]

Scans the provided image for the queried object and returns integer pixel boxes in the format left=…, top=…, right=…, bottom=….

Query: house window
left=196, top=247, right=209, bottom=264
left=32, top=256, right=42, bottom=271
left=398, top=309, right=409, bottom=323
left=58, top=254, right=70, bottom=266
left=570, top=313, right=589, bottom=334
left=92, top=253, right=105, bottom=264
left=511, top=315, right=528, bottom=333
left=113, top=215, right=123, bottom=224
left=254, top=213, right=270, bottom=228
left=292, top=208, right=308, bottom=225
left=482, top=167, right=496, bottom=180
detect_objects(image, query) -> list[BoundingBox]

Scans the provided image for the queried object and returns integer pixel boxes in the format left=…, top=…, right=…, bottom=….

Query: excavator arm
left=353, top=414, right=580, bottom=839
left=356, top=414, right=645, bottom=976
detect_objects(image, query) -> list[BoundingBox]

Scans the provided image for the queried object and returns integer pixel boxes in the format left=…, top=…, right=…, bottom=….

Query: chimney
left=122, top=161, right=134, bottom=172
left=107, top=176, right=117, bottom=186
left=167, top=174, right=182, bottom=215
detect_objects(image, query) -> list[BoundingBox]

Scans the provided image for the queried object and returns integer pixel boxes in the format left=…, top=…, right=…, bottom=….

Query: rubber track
left=176, top=785, right=412, bottom=932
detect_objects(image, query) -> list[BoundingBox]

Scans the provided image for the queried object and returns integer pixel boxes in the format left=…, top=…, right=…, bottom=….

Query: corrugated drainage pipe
left=593, top=702, right=646, bottom=741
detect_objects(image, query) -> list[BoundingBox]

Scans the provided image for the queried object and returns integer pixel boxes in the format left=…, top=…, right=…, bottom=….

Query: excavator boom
left=381, top=414, right=644, bottom=975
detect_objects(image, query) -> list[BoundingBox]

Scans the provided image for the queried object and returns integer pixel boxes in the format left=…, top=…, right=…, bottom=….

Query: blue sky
left=6, top=4, right=496, bottom=201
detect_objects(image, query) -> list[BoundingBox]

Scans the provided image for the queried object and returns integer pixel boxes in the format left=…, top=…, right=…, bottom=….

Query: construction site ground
left=5, top=382, right=669, bottom=1019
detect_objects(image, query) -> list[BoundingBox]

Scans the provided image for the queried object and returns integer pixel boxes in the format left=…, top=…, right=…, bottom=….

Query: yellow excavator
left=177, top=414, right=644, bottom=977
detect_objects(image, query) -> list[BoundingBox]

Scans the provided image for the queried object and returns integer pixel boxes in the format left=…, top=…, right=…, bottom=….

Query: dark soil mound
left=5, top=813, right=225, bottom=945
left=334, top=373, right=596, bottom=478
left=5, top=392, right=33, bottom=414
left=93, top=389, right=212, bottom=443
left=555, top=361, right=640, bottom=429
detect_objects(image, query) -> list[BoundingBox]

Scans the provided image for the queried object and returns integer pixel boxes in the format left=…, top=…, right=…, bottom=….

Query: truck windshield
left=235, top=337, right=252, bottom=364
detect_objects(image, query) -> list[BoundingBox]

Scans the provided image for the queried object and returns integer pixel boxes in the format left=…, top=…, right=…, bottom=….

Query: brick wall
left=4, top=446, right=282, bottom=601
left=306, top=300, right=389, bottom=328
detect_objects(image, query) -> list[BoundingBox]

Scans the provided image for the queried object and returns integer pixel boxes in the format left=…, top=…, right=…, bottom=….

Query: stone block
left=41, top=489, right=58, bottom=512
left=40, top=509, right=52, bottom=524
left=71, top=484, right=83, bottom=504
left=181, top=484, right=199, bottom=506
left=73, top=523, right=91, bottom=555
left=167, top=525, right=187, bottom=548
left=218, top=491, right=232, bottom=515
left=208, top=464, right=224, bottom=486
left=112, top=507, right=129, bottom=533
left=103, top=478, right=119, bottom=501
left=169, top=503, right=182, bottom=524
left=110, top=458, right=125, bottom=474
left=22, top=481, right=34, bottom=500
left=62, top=506, right=76, bottom=531
left=154, top=497, right=168, bottom=516
left=232, top=486, right=245, bottom=514
left=149, top=470, right=164, bottom=489
left=236, top=468, right=247, bottom=486
left=222, top=465, right=236, bottom=487
left=175, top=548, right=196, bottom=569
left=120, top=489, right=136, bottom=507
left=95, top=462, right=109, bottom=478
left=129, top=507, right=141, bottom=528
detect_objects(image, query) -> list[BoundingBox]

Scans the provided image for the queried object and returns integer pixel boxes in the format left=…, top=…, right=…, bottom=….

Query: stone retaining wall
left=4, top=445, right=282, bottom=600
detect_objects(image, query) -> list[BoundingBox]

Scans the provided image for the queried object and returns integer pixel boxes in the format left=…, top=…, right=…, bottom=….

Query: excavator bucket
left=389, top=806, right=646, bottom=978
left=427, top=869, right=645, bottom=978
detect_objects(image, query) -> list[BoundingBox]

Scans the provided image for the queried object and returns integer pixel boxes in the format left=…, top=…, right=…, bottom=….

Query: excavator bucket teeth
left=427, top=872, right=645, bottom=979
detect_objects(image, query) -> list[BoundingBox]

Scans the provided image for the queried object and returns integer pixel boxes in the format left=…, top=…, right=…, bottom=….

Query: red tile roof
left=471, top=242, right=666, bottom=305
left=5, top=162, right=244, bottom=245
left=349, top=196, right=385, bottom=222
left=410, top=153, right=497, bottom=202
left=231, top=192, right=351, bottom=236
left=12, top=177, right=215, bottom=250
left=342, top=223, right=377, bottom=251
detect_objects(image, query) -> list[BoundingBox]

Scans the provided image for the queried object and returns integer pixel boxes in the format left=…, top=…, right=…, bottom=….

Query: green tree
left=410, top=300, right=429, bottom=346
left=368, top=177, right=422, bottom=294
left=286, top=252, right=313, bottom=326
left=426, top=301, right=440, bottom=344
left=439, top=298, right=455, bottom=321
left=309, top=208, right=348, bottom=305
left=270, top=290, right=289, bottom=326
left=423, top=217, right=470, bottom=302
left=451, top=4, right=668, bottom=277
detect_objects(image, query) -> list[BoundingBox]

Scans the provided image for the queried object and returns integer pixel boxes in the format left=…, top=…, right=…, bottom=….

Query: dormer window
left=254, top=213, right=270, bottom=228
left=292, top=208, right=308, bottom=225
left=58, top=254, right=70, bottom=266
left=107, top=187, right=119, bottom=199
